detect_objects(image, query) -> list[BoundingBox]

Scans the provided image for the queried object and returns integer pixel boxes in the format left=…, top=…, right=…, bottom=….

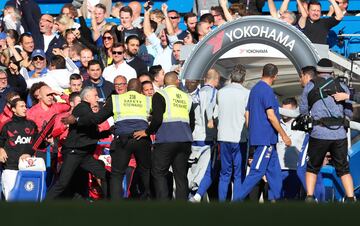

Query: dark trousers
left=152, top=142, right=191, bottom=200
left=46, top=149, right=107, bottom=200
left=307, top=137, right=349, bottom=177
left=110, top=136, right=151, bottom=200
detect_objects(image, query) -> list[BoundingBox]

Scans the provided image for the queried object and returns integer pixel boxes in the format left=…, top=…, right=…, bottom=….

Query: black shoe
left=305, top=195, right=317, bottom=203
left=343, top=196, right=357, bottom=203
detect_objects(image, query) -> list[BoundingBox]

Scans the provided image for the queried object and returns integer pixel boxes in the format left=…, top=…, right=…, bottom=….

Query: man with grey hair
left=188, top=68, right=220, bottom=202
left=217, top=64, right=250, bottom=201
left=47, top=86, right=108, bottom=199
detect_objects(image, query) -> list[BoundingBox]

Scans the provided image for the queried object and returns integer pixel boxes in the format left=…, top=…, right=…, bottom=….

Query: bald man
left=134, top=72, right=195, bottom=200
left=129, top=1, right=143, bottom=28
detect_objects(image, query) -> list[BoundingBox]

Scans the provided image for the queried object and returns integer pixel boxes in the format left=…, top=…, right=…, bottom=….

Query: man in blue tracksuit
left=217, top=64, right=250, bottom=201
left=238, top=63, right=291, bottom=201
left=188, top=68, right=220, bottom=202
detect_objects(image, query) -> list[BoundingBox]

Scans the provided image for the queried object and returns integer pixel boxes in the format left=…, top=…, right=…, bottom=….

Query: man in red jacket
left=26, top=84, right=70, bottom=184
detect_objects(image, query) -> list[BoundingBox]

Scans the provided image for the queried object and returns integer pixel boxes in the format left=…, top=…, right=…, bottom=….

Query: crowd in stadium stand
left=0, top=0, right=357, bottom=202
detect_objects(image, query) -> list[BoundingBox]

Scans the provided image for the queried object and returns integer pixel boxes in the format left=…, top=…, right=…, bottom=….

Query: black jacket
left=0, top=115, right=38, bottom=170
left=62, top=101, right=110, bottom=152
left=145, top=92, right=195, bottom=135
left=127, top=56, right=148, bottom=77
left=83, top=78, right=114, bottom=103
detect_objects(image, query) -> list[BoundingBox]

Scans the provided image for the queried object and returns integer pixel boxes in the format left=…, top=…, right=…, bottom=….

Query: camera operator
left=299, top=58, right=355, bottom=202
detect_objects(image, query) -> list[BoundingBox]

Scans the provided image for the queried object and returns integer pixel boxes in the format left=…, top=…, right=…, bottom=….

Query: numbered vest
left=112, top=91, right=151, bottom=122
left=157, top=86, right=191, bottom=123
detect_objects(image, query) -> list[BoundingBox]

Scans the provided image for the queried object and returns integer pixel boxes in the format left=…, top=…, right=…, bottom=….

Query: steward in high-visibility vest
left=75, top=79, right=152, bottom=200
left=133, top=72, right=194, bottom=200
left=154, top=85, right=193, bottom=143
left=111, top=90, right=151, bottom=134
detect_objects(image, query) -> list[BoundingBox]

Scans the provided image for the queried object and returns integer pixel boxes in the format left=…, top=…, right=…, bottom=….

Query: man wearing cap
left=299, top=58, right=355, bottom=202
left=28, top=49, right=48, bottom=78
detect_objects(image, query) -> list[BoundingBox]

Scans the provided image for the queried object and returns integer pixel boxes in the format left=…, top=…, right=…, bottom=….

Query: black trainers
left=305, top=195, right=317, bottom=203
left=343, top=196, right=357, bottom=203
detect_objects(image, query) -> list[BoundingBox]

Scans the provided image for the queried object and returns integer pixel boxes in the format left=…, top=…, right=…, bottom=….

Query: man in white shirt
left=276, top=98, right=305, bottom=200
left=39, top=14, right=55, bottom=52
left=102, top=43, right=137, bottom=82
left=143, top=3, right=178, bottom=73
left=25, top=55, right=77, bottom=93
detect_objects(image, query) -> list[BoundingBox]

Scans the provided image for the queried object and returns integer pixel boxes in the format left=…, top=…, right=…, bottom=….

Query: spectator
left=149, top=65, right=165, bottom=92
left=125, top=35, right=148, bottom=76
left=298, top=0, right=343, bottom=44
left=210, top=6, right=226, bottom=27
left=5, top=0, right=42, bottom=49
left=183, top=30, right=197, bottom=45
left=170, top=41, right=184, bottom=73
left=192, top=0, right=219, bottom=16
left=0, top=70, right=13, bottom=113
left=80, top=0, right=112, bottom=19
left=150, top=9, right=165, bottom=35
left=199, top=13, right=214, bottom=26
left=196, top=21, right=212, bottom=42
left=6, top=57, right=27, bottom=99
left=103, top=43, right=136, bottom=83
left=328, top=0, right=350, bottom=16
left=64, top=73, right=83, bottom=95
left=79, top=48, right=94, bottom=80
left=118, top=6, right=145, bottom=43
left=113, top=75, right=127, bottom=94
left=91, top=3, right=108, bottom=45
left=183, top=12, right=198, bottom=34
left=143, top=3, right=179, bottom=73
left=18, top=33, right=35, bottom=69
left=38, top=14, right=62, bottom=59
left=2, top=5, right=24, bottom=34
left=94, top=30, right=118, bottom=68
left=238, top=0, right=265, bottom=15
left=138, top=73, right=152, bottom=83
left=129, top=1, right=143, bottom=28
left=167, top=10, right=183, bottom=36
left=268, top=0, right=307, bottom=26
left=25, top=55, right=76, bottom=93
left=141, top=80, right=154, bottom=96
left=110, top=2, right=124, bottom=18
left=83, top=59, right=114, bottom=103
left=54, top=14, right=76, bottom=38
left=28, top=49, right=48, bottom=78
left=61, top=4, right=79, bottom=20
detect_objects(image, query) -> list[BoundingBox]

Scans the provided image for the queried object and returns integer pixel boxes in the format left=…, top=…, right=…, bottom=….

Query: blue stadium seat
left=7, top=171, right=47, bottom=202
left=320, top=166, right=345, bottom=202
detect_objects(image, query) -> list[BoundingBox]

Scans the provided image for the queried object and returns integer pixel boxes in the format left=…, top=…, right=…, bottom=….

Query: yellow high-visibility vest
left=157, top=85, right=191, bottom=123
left=112, top=90, right=151, bottom=122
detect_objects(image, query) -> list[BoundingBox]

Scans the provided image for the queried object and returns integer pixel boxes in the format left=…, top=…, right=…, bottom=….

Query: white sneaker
left=189, top=193, right=201, bottom=203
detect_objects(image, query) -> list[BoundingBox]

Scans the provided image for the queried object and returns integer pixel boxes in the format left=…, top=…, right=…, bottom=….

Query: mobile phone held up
left=144, top=1, right=154, bottom=11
